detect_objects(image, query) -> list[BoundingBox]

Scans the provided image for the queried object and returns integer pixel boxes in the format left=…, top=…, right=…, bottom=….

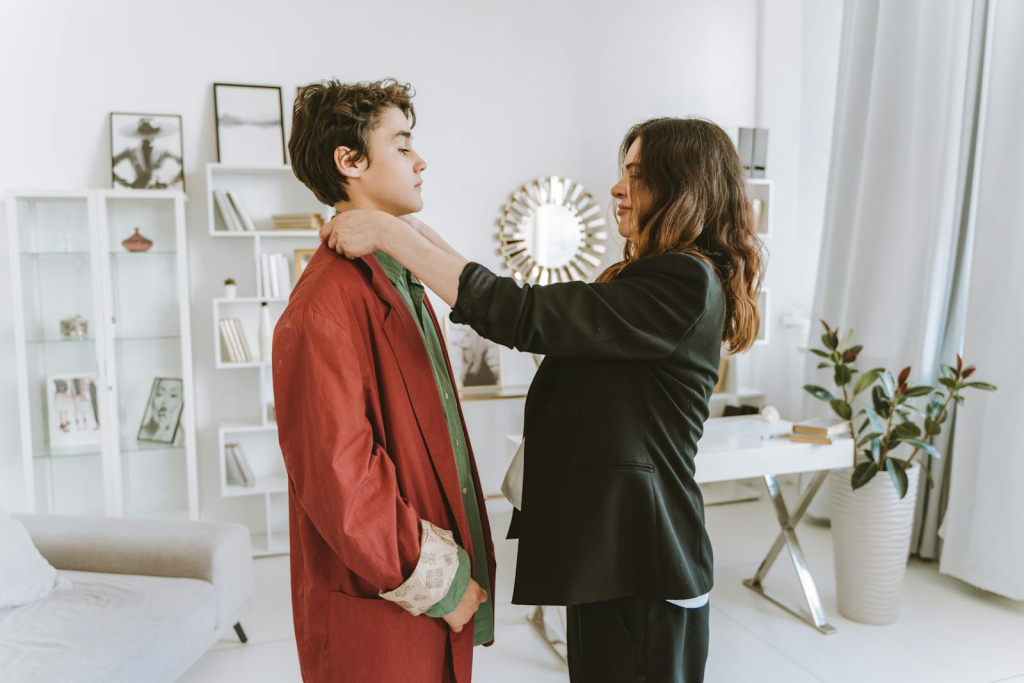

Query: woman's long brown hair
left=596, top=117, right=766, bottom=354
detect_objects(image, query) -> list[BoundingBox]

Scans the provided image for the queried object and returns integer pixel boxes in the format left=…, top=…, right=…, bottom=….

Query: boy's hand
left=441, top=578, right=488, bottom=633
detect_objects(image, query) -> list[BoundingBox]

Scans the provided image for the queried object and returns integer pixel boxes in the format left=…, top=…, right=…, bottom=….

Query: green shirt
left=375, top=251, right=494, bottom=647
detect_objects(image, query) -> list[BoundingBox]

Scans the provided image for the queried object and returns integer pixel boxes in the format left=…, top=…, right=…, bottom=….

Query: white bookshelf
left=746, top=178, right=773, bottom=238
left=206, top=162, right=327, bottom=556
left=6, top=189, right=198, bottom=520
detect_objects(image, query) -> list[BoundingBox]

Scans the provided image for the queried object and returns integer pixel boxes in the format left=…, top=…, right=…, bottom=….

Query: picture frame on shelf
left=45, top=373, right=101, bottom=451
left=443, top=320, right=502, bottom=394
left=110, top=113, right=185, bottom=191
left=294, top=248, right=316, bottom=279
left=137, top=377, right=185, bottom=444
left=213, top=83, right=286, bottom=165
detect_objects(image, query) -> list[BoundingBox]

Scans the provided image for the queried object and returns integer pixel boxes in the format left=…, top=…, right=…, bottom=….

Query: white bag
left=502, top=437, right=526, bottom=510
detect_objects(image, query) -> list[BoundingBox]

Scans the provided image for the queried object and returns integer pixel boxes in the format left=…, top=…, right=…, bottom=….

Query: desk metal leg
left=527, top=605, right=568, bottom=662
left=742, top=471, right=837, bottom=635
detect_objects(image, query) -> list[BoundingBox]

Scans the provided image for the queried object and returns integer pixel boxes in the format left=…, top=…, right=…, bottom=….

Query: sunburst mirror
left=496, top=176, right=608, bottom=284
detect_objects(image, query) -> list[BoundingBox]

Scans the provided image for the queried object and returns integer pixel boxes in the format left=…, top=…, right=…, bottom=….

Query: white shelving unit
left=6, top=189, right=198, bottom=519
left=746, top=178, right=773, bottom=238
left=206, top=162, right=328, bottom=556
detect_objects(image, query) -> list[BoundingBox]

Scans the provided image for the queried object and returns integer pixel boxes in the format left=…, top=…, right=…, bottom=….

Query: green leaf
left=804, top=384, right=836, bottom=402
left=839, top=329, right=853, bottom=349
left=863, top=406, right=886, bottom=434
left=834, top=365, right=853, bottom=387
left=857, top=418, right=870, bottom=436
left=953, top=394, right=966, bottom=405
left=964, top=382, right=997, bottom=391
left=810, top=349, right=832, bottom=359
left=886, top=459, right=910, bottom=499
left=817, top=362, right=831, bottom=369
left=893, top=422, right=922, bottom=439
left=940, top=364, right=957, bottom=380
left=905, top=438, right=941, bottom=459
left=903, top=386, right=934, bottom=398
left=872, top=386, right=891, bottom=418
left=852, top=461, right=879, bottom=489
left=858, top=432, right=884, bottom=448
left=849, top=345, right=863, bottom=357
left=822, top=333, right=838, bottom=351
left=938, top=377, right=958, bottom=390
left=870, top=438, right=882, bottom=463
left=924, top=418, right=941, bottom=436
left=853, top=369, right=882, bottom=396
left=830, top=399, right=853, bottom=420
left=880, top=372, right=895, bottom=398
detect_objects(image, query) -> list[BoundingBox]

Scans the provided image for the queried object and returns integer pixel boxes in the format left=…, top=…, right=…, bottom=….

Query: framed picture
left=137, top=377, right=185, bottom=444
left=444, top=321, right=502, bottom=394
left=294, top=248, right=316, bottom=279
left=45, top=373, right=101, bottom=451
left=110, top=113, right=185, bottom=191
left=213, top=83, right=286, bottom=165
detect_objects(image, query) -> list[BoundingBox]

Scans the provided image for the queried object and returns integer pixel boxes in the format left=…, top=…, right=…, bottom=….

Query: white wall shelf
left=205, top=162, right=325, bottom=556
left=6, top=189, right=198, bottom=520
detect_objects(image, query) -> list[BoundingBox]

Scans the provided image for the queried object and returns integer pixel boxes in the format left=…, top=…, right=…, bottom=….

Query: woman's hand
left=318, top=209, right=405, bottom=259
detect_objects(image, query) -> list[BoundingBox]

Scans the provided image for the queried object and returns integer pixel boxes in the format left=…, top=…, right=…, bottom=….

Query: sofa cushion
left=0, top=498, right=71, bottom=610
left=0, top=570, right=218, bottom=683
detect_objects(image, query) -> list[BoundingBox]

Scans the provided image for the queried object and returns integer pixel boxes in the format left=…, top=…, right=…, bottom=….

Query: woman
left=322, top=117, right=765, bottom=682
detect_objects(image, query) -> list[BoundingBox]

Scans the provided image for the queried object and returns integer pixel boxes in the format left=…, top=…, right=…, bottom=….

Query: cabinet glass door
left=13, top=194, right=109, bottom=515
left=101, top=193, right=191, bottom=519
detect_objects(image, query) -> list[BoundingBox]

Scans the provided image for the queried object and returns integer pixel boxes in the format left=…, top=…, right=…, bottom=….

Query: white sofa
left=0, top=514, right=253, bottom=683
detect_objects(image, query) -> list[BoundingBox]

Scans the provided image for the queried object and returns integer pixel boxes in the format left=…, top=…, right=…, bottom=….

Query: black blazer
left=450, top=252, right=726, bottom=606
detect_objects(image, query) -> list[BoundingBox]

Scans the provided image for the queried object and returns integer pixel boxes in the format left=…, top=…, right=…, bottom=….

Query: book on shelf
left=793, top=417, right=851, bottom=437
left=268, top=253, right=280, bottom=297
left=272, top=213, right=325, bottom=230
left=213, top=190, right=243, bottom=232
left=230, top=319, right=253, bottom=361
left=225, top=443, right=255, bottom=487
left=790, top=433, right=837, bottom=445
left=219, top=319, right=242, bottom=363
left=275, top=253, right=291, bottom=298
left=260, top=252, right=293, bottom=298
left=226, top=191, right=256, bottom=232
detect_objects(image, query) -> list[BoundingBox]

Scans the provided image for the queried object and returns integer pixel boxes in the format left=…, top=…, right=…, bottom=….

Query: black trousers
left=566, top=597, right=710, bottom=683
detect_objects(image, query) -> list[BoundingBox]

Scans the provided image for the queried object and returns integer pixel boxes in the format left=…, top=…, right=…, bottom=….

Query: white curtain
left=938, top=0, right=1024, bottom=600
left=803, top=0, right=976, bottom=524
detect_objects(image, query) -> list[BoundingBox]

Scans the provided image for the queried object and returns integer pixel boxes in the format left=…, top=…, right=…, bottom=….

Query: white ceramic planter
left=224, top=284, right=237, bottom=299
left=828, top=463, right=920, bottom=624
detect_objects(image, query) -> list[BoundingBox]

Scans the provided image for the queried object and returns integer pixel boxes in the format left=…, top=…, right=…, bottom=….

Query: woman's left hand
left=319, top=209, right=402, bottom=259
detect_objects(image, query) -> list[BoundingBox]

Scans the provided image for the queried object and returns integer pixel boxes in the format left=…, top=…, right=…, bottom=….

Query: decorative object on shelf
left=213, top=83, right=286, bottom=165
left=110, top=113, right=184, bottom=191
left=294, top=249, right=316, bottom=279
left=137, top=377, right=185, bottom=444
left=120, top=228, right=153, bottom=252
left=736, top=127, right=769, bottom=178
left=224, top=278, right=237, bottom=299
left=497, top=176, right=607, bottom=285
left=443, top=320, right=502, bottom=394
left=219, top=318, right=253, bottom=363
left=45, top=374, right=101, bottom=451
left=259, top=303, right=273, bottom=363
left=225, top=443, right=255, bottom=487
left=713, top=356, right=729, bottom=393
left=59, top=315, right=89, bottom=340
left=267, top=403, right=276, bottom=423
left=804, top=321, right=997, bottom=624
left=272, top=213, right=324, bottom=230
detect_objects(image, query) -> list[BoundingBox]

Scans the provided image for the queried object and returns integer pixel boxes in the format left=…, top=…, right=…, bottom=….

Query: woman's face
left=153, top=382, right=182, bottom=423
left=610, top=138, right=646, bottom=240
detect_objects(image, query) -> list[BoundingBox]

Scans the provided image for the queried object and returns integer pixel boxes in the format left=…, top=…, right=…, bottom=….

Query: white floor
left=181, top=481, right=1024, bottom=682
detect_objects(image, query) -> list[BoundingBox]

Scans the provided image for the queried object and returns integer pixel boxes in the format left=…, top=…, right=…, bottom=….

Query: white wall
left=0, top=0, right=840, bottom=517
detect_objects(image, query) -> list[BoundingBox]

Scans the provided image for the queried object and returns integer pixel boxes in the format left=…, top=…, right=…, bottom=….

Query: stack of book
left=260, top=253, right=293, bottom=298
left=791, top=418, right=851, bottom=444
left=272, top=213, right=325, bottom=230
left=213, top=190, right=257, bottom=232
left=224, top=443, right=256, bottom=487
left=219, top=318, right=254, bottom=363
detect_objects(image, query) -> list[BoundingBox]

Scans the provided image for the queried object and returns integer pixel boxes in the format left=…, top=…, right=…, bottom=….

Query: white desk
left=507, top=415, right=849, bottom=660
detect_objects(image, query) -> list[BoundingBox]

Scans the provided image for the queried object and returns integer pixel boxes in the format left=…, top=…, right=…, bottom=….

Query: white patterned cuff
left=379, top=519, right=461, bottom=616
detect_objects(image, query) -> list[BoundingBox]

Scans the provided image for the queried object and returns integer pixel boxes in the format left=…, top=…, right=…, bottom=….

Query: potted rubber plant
left=804, top=321, right=996, bottom=624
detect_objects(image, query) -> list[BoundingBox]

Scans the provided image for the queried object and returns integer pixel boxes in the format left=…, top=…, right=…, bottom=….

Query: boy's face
left=339, top=106, right=427, bottom=216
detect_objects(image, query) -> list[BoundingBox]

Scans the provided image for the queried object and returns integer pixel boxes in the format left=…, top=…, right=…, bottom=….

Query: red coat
left=272, top=247, right=497, bottom=682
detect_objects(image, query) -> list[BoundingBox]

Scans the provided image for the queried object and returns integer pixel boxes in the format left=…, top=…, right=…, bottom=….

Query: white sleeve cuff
left=379, top=519, right=461, bottom=616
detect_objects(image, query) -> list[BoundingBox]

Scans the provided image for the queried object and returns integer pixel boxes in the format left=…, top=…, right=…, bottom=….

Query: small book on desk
left=793, top=417, right=851, bottom=437
left=790, top=433, right=838, bottom=445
